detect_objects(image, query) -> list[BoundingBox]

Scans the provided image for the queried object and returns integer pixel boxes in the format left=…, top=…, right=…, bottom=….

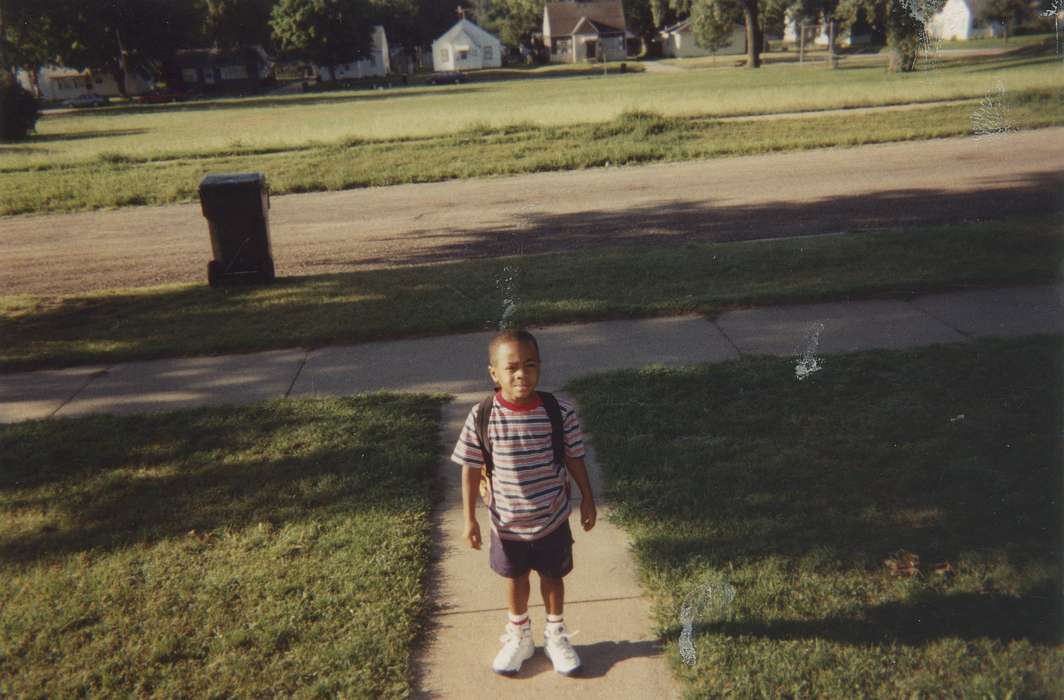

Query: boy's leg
left=531, top=522, right=581, bottom=675
left=508, top=571, right=531, bottom=616
left=540, top=574, right=564, bottom=616
left=490, top=534, right=535, bottom=675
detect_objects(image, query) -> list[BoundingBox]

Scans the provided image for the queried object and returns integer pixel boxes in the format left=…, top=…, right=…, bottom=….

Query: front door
left=585, top=40, right=597, bottom=60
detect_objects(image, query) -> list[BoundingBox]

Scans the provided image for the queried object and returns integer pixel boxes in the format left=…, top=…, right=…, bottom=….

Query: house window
left=552, top=38, right=571, bottom=54
left=219, top=65, right=248, bottom=80
left=457, top=49, right=469, bottom=60
left=483, top=46, right=493, bottom=61
left=182, top=68, right=199, bottom=83
left=439, top=48, right=450, bottom=63
left=368, top=54, right=376, bottom=65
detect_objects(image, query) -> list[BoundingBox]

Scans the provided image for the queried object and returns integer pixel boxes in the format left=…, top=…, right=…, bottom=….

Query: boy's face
left=488, top=340, right=540, bottom=404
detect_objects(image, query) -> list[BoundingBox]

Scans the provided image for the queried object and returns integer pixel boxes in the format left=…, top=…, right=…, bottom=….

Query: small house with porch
left=165, top=45, right=272, bottom=93
left=432, top=18, right=503, bottom=71
left=659, top=19, right=745, bottom=57
left=543, top=0, right=631, bottom=63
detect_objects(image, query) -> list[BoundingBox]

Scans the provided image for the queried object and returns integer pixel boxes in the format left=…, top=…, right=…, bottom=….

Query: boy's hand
left=580, top=499, right=597, bottom=531
left=463, top=519, right=482, bottom=549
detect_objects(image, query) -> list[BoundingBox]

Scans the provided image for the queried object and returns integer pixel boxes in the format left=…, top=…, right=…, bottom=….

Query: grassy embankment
left=2, top=214, right=1059, bottom=373
left=0, top=394, right=447, bottom=698
left=0, top=49, right=1060, bottom=215
left=567, top=336, right=1062, bottom=698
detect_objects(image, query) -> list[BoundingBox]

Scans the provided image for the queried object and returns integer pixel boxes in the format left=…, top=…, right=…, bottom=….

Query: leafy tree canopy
left=205, top=0, right=277, bottom=48
left=271, top=0, right=374, bottom=74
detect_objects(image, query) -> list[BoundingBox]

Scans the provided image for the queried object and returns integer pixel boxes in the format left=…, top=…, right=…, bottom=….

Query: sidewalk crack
left=905, top=298, right=974, bottom=341
left=284, top=351, right=309, bottom=398
left=49, top=366, right=111, bottom=418
left=710, top=317, right=744, bottom=357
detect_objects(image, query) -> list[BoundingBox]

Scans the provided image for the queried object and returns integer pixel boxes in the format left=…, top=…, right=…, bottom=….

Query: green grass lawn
left=2, top=47, right=1055, bottom=211
left=566, top=337, right=1062, bottom=698
left=3, top=85, right=1061, bottom=216
left=1, top=215, right=1059, bottom=373
left=937, top=32, right=1057, bottom=51
left=0, top=394, right=446, bottom=698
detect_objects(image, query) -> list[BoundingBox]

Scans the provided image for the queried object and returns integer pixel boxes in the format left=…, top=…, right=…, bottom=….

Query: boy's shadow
left=516, top=639, right=665, bottom=679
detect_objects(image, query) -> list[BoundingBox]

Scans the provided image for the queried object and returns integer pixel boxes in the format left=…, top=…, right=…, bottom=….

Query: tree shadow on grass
left=682, top=585, right=1061, bottom=646
left=572, top=340, right=1063, bottom=647
left=30, top=128, right=150, bottom=143
left=0, top=395, right=445, bottom=566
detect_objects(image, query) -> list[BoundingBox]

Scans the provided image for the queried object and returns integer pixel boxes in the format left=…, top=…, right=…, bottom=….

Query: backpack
left=475, top=391, right=567, bottom=507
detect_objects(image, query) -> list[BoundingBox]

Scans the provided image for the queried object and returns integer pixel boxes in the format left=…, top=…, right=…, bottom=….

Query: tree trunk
left=25, top=65, right=42, bottom=98
left=742, top=0, right=763, bottom=68
left=114, top=28, right=130, bottom=96
left=828, top=19, right=838, bottom=69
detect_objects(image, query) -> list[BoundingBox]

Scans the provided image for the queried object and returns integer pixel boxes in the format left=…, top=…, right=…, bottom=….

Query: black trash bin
left=199, top=173, right=275, bottom=287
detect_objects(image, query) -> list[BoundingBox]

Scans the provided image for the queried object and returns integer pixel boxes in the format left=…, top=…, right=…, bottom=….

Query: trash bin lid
left=199, top=172, right=266, bottom=193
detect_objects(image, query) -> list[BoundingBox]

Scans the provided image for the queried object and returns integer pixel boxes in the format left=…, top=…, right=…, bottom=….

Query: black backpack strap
left=538, top=391, right=566, bottom=468
left=475, top=395, right=495, bottom=477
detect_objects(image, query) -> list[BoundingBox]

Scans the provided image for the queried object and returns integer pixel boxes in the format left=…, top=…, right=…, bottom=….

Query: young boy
left=451, top=329, right=597, bottom=676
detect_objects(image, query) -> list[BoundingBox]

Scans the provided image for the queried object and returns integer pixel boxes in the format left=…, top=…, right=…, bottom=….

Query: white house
left=543, top=0, right=631, bottom=63
left=315, top=25, right=390, bottom=80
left=432, top=19, right=503, bottom=71
left=660, top=19, right=745, bottom=57
left=928, top=0, right=1004, bottom=39
left=783, top=9, right=871, bottom=47
left=17, top=65, right=154, bottom=101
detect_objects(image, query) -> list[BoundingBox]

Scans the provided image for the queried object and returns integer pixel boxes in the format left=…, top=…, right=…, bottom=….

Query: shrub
left=0, top=72, right=41, bottom=141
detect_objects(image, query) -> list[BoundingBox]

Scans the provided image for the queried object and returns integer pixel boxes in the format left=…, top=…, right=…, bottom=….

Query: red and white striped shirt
left=451, top=392, right=585, bottom=541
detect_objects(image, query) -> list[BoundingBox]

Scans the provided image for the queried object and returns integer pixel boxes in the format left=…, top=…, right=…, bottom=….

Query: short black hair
left=488, top=329, right=540, bottom=366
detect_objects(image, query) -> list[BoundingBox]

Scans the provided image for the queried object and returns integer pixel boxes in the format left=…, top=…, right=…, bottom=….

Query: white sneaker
left=543, top=623, right=581, bottom=676
left=492, top=622, right=534, bottom=676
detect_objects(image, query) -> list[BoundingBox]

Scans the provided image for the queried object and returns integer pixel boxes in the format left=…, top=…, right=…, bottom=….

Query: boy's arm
left=461, top=465, right=483, bottom=549
left=566, top=456, right=597, bottom=531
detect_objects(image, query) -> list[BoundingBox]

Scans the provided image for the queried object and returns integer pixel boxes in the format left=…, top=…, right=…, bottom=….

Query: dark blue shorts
left=490, top=519, right=574, bottom=579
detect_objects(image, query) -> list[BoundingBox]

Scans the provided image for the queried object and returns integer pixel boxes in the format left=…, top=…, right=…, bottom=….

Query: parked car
left=135, top=89, right=189, bottom=104
left=60, top=93, right=110, bottom=108
left=429, top=71, right=467, bottom=85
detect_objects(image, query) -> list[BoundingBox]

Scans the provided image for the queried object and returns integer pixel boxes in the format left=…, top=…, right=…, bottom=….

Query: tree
left=884, top=0, right=926, bottom=71
left=690, top=0, right=765, bottom=66
left=489, top=0, right=543, bottom=48
left=43, top=0, right=205, bottom=95
left=205, top=0, right=277, bottom=49
left=0, top=68, right=39, bottom=140
left=1, top=0, right=74, bottom=82
left=978, top=0, right=1030, bottom=42
left=621, top=0, right=656, bottom=55
left=271, top=0, right=374, bottom=80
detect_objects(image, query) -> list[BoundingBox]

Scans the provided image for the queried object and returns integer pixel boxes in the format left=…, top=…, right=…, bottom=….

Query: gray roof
left=545, top=1, right=627, bottom=36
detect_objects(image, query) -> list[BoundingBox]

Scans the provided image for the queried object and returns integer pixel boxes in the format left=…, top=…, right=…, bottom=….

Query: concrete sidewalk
left=1, top=284, right=1061, bottom=698
left=2, top=285, right=1059, bottom=425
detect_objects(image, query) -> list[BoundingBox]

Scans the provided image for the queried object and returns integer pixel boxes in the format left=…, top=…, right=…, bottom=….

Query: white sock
left=508, top=612, right=529, bottom=627
left=546, top=613, right=564, bottom=631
